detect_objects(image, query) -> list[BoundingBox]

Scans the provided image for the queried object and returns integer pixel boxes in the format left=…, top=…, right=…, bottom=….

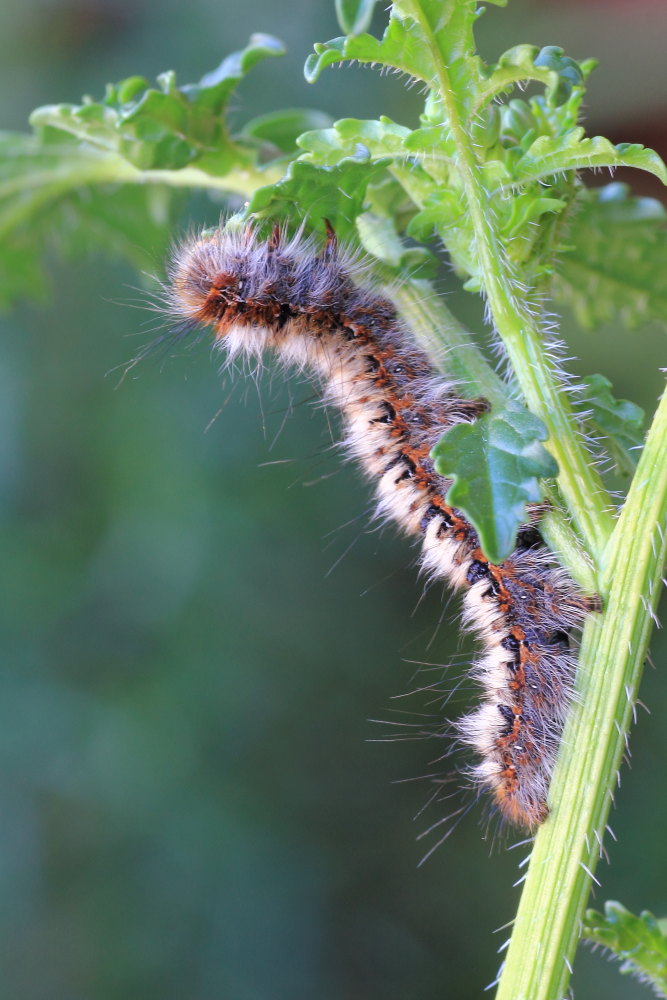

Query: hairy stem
left=495, top=384, right=667, bottom=1000
left=383, top=273, right=507, bottom=406
left=389, top=8, right=667, bottom=998
left=387, top=274, right=597, bottom=594
left=401, top=0, right=615, bottom=559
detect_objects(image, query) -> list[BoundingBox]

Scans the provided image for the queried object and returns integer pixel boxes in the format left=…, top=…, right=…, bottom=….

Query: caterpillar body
left=164, top=221, right=589, bottom=831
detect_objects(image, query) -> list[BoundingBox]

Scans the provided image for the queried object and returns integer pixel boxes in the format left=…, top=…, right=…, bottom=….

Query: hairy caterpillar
left=163, top=220, right=589, bottom=830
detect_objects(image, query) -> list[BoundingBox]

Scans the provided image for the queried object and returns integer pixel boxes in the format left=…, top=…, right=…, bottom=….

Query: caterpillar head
left=167, top=228, right=249, bottom=328
left=165, top=224, right=309, bottom=363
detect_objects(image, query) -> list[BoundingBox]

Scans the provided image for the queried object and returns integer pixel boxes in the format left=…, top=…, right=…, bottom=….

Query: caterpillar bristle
left=162, top=220, right=589, bottom=832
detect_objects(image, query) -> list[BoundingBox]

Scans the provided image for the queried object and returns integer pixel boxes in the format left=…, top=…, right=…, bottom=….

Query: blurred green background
left=1, top=1, right=666, bottom=998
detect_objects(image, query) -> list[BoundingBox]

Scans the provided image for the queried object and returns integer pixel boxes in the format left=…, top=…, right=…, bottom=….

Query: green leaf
left=0, top=132, right=179, bottom=306
left=476, top=44, right=591, bottom=112
left=30, top=34, right=285, bottom=174
left=512, top=131, right=667, bottom=187
left=335, top=0, right=377, bottom=35
left=364, top=173, right=420, bottom=233
left=355, top=211, right=437, bottom=278
left=579, top=374, right=645, bottom=476
left=304, top=5, right=667, bottom=294
left=554, top=183, right=667, bottom=330
left=307, top=6, right=591, bottom=124
left=583, top=901, right=667, bottom=998
left=247, top=156, right=388, bottom=239
left=298, top=116, right=412, bottom=166
left=297, top=116, right=435, bottom=223
left=305, top=0, right=488, bottom=105
left=431, top=403, right=557, bottom=563
left=241, top=108, right=333, bottom=155
left=532, top=46, right=588, bottom=105
left=0, top=42, right=293, bottom=306
left=251, top=115, right=439, bottom=263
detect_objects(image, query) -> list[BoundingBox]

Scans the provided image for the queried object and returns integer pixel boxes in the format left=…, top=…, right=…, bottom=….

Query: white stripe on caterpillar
left=163, top=221, right=591, bottom=830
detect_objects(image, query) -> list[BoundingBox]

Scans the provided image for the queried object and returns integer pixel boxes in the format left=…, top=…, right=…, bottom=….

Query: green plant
left=2, top=2, right=666, bottom=997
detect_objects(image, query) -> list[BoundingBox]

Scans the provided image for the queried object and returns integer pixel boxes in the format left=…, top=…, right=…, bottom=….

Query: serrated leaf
left=431, top=403, right=557, bottom=563
left=299, top=116, right=412, bottom=166
left=249, top=117, right=423, bottom=241
left=476, top=44, right=589, bottom=111
left=335, top=0, right=378, bottom=35
left=308, top=6, right=591, bottom=126
left=583, top=901, right=667, bottom=998
left=303, top=4, right=667, bottom=295
left=0, top=42, right=295, bottom=306
left=579, top=374, right=645, bottom=476
left=297, top=117, right=435, bottom=221
left=247, top=157, right=387, bottom=239
left=30, top=34, right=285, bottom=174
left=532, top=46, right=587, bottom=105
left=554, top=183, right=667, bottom=330
left=305, top=0, right=488, bottom=109
left=513, top=131, right=667, bottom=187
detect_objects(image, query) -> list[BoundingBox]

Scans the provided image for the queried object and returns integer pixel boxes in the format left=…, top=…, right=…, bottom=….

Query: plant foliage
left=554, top=183, right=667, bottom=331
left=432, top=403, right=557, bottom=563
left=0, top=35, right=308, bottom=304
left=580, top=374, right=646, bottom=476
left=2, top=9, right=667, bottom=996
left=583, top=901, right=667, bottom=998
left=2, top=5, right=663, bottom=557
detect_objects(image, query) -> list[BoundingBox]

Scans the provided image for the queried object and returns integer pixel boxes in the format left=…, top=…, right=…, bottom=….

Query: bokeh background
left=1, top=1, right=666, bottom=998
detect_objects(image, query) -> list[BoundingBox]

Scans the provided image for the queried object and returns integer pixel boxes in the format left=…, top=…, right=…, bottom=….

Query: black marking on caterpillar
left=162, top=220, right=591, bottom=831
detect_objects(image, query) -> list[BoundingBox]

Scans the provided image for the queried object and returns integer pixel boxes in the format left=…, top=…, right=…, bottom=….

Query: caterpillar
left=162, top=220, right=589, bottom=831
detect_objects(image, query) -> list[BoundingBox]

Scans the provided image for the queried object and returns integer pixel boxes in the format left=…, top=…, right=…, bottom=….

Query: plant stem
left=402, top=0, right=615, bottom=559
left=392, top=9, right=667, bottom=999
left=389, top=273, right=598, bottom=595
left=121, top=162, right=284, bottom=195
left=384, top=273, right=507, bottom=406
left=538, top=495, right=598, bottom=597
left=495, top=384, right=667, bottom=1000
left=0, top=150, right=282, bottom=238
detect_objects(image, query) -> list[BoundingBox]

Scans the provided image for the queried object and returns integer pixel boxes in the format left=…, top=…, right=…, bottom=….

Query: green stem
left=538, top=495, right=597, bottom=596
left=495, top=384, right=667, bottom=1000
left=383, top=272, right=507, bottom=406
left=0, top=151, right=282, bottom=238
left=387, top=272, right=598, bottom=596
left=119, top=161, right=283, bottom=194
left=401, top=0, right=615, bottom=559
left=391, top=9, right=666, bottom=998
